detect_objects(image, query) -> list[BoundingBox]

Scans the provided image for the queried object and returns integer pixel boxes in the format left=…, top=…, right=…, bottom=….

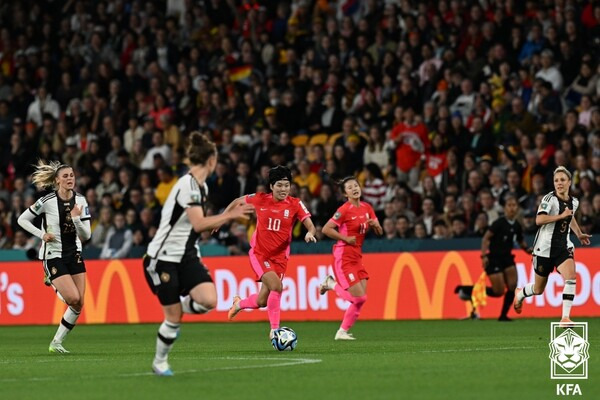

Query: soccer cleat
left=559, top=317, right=574, bottom=328
left=334, top=329, right=356, bottom=341
left=319, top=275, right=336, bottom=295
left=513, top=288, right=523, bottom=314
left=498, top=316, right=513, bottom=322
left=43, top=273, right=51, bottom=287
left=269, top=329, right=276, bottom=340
left=228, top=295, right=242, bottom=321
left=152, top=360, right=174, bottom=376
left=48, top=342, right=70, bottom=354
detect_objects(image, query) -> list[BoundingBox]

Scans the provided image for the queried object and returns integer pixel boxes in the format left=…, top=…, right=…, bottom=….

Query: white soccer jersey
left=25, top=192, right=91, bottom=260
left=532, top=191, right=578, bottom=258
left=147, top=174, right=208, bottom=262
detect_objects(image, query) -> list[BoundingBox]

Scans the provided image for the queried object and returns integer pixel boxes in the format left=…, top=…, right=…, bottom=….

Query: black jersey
left=487, top=216, right=524, bottom=257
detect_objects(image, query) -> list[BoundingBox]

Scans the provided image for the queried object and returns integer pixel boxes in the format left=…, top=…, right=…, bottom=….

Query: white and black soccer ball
left=271, top=327, right=297, bottom=351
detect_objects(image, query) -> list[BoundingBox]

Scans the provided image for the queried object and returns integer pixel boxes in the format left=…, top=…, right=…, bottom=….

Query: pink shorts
left=332, top=255, right=369, bottom=289
left=249, top=248, right=287, bottom=281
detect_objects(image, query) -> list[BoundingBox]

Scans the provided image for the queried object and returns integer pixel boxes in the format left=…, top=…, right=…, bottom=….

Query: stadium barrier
left=1, top=250, right=599, bottom=325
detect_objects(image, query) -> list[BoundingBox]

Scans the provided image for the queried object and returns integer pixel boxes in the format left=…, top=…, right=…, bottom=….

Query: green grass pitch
left=1, top=319, right=598, bottom=400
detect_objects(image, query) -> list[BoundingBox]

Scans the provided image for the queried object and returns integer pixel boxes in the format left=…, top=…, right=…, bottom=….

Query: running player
left=226, top=166, right=317, bottom=339
left=319, top=176, right=383, bottom=340
left=454, top=195, right=532, bottom=321
left=143, top=132, right=253, bottom=376
left=514, top=166, right=591, bottom=326
left=17, top=161, right=92, bottom=353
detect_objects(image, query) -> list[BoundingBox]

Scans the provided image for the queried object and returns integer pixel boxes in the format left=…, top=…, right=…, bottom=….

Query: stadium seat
left=291, top=134, right=309, bottom=147
left=308, top=133, right=329, bottom=146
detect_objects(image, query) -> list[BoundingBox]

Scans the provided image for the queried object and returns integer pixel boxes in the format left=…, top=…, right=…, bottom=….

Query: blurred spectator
left=155, top=167, right=177, bottom=206
left=99, top=212, right=133, bottom=259
left=91, top=206, right=114, bottom=249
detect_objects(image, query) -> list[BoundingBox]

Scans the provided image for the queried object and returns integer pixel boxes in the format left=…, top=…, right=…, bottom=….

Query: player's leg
left=48, top=272, right=84, bottom=353
left=336, top=278, right=367, bottom=340
left=181, top=260, right=216, bottom=315
left=153, top=303, right=182, bottom=376
left=261, top=271, right=283, bottom=335
left=498, top=266, right=517, bottom=321
left=515, top=256, right=549, bottom=313
left=229, top=251, right=271, bottom=320
left=556, top=258, right=576, bottom=325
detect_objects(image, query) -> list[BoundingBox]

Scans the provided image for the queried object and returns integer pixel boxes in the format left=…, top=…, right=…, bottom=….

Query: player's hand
left=344, top=236, right=356, bottom=245
left=304, top=232, right=317, bottom=243
left=42, top=233, right=55, bottom=242
left=525, top=247, right=534, bottom=254
left=70, top=204, right=83, bottom=218
left=577, top=233, right=592, bottom=246
left=229, top=203, right=254, bottom=220
left=368, top=219, right=383, bottom=235
left=560, top=208, right=573, bottom=219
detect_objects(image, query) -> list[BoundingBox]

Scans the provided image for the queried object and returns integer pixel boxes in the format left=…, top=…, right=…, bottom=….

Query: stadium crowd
left=1, top=0, right=600, bottom=256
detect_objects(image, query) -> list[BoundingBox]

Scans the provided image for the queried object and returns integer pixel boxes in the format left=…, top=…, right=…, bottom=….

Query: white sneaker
left=152, top=359, right=174, bottom=376
left=334, top=329, right=356, bottom=341
left=269, top=329, right=276, bottom=340
left=319, top=275, right=337, bottom=295
left=49, top=341, right=70, bottom=353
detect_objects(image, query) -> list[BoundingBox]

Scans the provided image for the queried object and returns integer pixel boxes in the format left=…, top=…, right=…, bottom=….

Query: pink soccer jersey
left=329, top=201, right=376, bottom=259
left=245, top=192, right=311, bottom=260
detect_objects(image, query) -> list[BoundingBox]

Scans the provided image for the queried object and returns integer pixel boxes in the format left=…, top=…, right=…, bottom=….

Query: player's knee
left=63, top=293, right=81, bottom=307
left=352, top=294, right=367, bottom=306
left=202, top=298, right=217, bottom=311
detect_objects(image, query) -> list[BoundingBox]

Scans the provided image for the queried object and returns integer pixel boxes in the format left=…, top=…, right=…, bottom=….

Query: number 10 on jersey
left=267, top=218, right=281, bottom=231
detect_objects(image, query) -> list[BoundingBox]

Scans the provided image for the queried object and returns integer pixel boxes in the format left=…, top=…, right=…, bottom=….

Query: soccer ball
left=271, top=327, right=297, bottom=351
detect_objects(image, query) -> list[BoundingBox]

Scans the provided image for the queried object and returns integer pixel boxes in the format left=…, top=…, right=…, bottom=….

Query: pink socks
left=267, top=291, right=281, bottom=329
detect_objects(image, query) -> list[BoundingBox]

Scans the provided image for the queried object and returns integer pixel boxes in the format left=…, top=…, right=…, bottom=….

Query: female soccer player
left=513, top=166, right=591, bottom=326
left=226, top=166, right=317, bottom=339
left=143, top=132, right=253, bottom=376
left=320, top=176, right=383, bottom=340
left=454, top=195, right=532, bottom=321
left=17, top=161, right=92, bottom=353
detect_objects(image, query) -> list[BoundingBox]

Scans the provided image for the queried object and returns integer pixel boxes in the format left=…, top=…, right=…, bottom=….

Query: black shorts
left=533, top=248, right=574, bottom=278
left=485, top=254, right=516, bottom=275
left=143, top=255, right=213, bottom=306
left=44, top=252, right=86, bottom=280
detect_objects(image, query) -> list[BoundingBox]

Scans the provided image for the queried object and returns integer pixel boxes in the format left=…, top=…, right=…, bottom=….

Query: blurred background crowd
left=1, top=0, right=600, bottom=257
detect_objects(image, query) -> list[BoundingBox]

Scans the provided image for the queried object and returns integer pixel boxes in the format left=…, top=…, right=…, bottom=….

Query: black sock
left=500, top=290, right=515, bottom=319
left=455, top=285, right=473, bottom=296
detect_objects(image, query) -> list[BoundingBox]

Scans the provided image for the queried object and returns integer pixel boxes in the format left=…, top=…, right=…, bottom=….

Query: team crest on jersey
left=33, top=200, right=43, bottom=212
left=334, top=212, right=341, bottom=220
left=349, top=273, right=355, bottom=282
left=264, top=261, right=270, bottom=268
left=541, top=203, right=548, bottom=210
left=284, top=209, right=290, bottom=218
left=190, top=191, right=201, bottom=204
left=51, top=267, right=57, bottom=275
left=160, top=272, right=171, bottom=283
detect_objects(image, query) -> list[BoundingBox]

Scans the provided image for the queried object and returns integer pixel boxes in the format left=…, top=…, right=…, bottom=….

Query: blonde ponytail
left=31, top=160, right=69, bottom=190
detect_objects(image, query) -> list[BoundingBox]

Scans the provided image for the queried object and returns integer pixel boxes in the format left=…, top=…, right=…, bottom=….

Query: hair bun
left=190, top=131, right=205, bottom=145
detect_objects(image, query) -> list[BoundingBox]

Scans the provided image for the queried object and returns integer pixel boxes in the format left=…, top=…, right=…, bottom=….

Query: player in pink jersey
left=320, top=176, right=383, bottom=340
left=225, top=166, right=317, bottom=339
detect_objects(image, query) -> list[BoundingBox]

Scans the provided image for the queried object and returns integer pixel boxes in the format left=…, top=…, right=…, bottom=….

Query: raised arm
left=536, top=207, right=572, bottom=226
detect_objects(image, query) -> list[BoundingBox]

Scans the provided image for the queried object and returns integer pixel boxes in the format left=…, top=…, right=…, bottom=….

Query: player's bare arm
left=480, top=230, right=493, bottom=266
left=535, top=207, right=572, bottom=226
left=570, top=218, right=592, bottom=245
left=322, top=220, right=356, bottom=245
left=368, top=218, right=383, bottom=236
left=302, top=217, right=317, bottom=243
left=187, top=203, right=254, bottom=233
